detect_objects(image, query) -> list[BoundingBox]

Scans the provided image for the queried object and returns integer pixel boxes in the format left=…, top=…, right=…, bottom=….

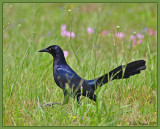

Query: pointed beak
left=38, top=48, right=48, bottom=52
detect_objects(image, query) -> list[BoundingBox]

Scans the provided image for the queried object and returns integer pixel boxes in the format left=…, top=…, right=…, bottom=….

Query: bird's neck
left=53, top=54, right=66, bottom=65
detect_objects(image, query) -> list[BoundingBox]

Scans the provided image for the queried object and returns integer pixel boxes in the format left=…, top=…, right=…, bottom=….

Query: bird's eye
left=49, top=48, right=52, bottom=51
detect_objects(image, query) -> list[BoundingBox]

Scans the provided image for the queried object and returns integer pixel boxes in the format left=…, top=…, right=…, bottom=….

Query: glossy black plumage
left=39, top=45, right=146, bottom=106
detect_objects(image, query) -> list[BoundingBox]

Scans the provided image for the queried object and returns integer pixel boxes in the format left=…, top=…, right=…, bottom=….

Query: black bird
left=39, top=45, right=146, bottom=106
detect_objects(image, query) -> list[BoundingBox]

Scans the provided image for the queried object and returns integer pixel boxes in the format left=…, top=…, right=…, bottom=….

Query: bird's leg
left=40, top=102, right=61, bottom=108
left=41, top=86, right=71, bottom=108
left=85, top=90, right=97, bottom=102
left=62, top=88, right=70, bottom=104
left=76, top=94, right=81, bottom=105
left=89, top=93, right=96, bottom=102
left=41, top=90, right=70, bottom=108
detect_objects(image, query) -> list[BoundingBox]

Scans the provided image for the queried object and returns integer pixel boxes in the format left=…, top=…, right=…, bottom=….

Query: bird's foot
left=40, top=102, right=62, bottom=108
left=51, top=102, right=62, bottom=106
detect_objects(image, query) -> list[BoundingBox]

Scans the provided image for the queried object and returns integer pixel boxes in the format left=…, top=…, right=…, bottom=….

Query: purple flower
left=101, top=30, right=108, bottom=36
left=82, top=117, right=84, bottom=120
left=87, top=27, right=95, bottom=34
left=115, top=32, right=125, bottom=39
left=63, top=51, right=68, bottom=57
left=144, top=27, right=148, bottom=33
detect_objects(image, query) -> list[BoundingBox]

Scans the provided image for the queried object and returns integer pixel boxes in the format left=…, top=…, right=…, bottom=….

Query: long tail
left=87, top=60, right=146, bottom=90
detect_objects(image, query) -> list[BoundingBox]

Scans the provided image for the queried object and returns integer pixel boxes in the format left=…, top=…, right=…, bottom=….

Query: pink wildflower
left=60, top=24, right=75, bottom=38
left=132, top=39, right=136, bottom=46
left=71, top=32, right=75, bottom=38
left=63, top=31, right=75, bottom=39
left=136, top=33, right=144, bottom=39
left=137, top=39, right=143, bottom=44
left=66, top=31, right=71, bottom=37
left=130, top=35, right=136, bottom=46
left=130, top=35, right=136, bottom=40
left=61, top=30, right=67, bottom=37
left=149, top=29, right=155, bottom=36
left=115, top=32, right=125, bottom=39
left=101, top=30, right=108, bottom=36
left=130, top=33, right=144, bottom=46
left=61, top=24, right=66, bottom=31
left=87, top=27, right=95, bottom=34
left=63, top=51, right=68, bottom=58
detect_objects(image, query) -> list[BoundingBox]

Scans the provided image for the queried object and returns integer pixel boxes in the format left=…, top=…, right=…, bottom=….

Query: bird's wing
left=56, top=67, right=76, bottom=83
left=56, top=67, right=84, bottom=90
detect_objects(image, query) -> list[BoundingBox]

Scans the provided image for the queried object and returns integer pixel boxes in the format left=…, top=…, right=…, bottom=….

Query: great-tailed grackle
left=39, top=45, right=146, bottom=106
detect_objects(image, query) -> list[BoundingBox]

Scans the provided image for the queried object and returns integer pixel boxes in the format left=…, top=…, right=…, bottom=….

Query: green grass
left=3, top=3, right=157, bottom=126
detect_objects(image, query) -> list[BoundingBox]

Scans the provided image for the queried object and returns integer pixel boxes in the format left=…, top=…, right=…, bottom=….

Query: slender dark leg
left=62, top=88, right=70, bottom=104
left=41, top=87, right=70, bottom=108
left=40, top=102, right=61, bottom=108
left=84, top=90, right=97, bottom=102
left=88, top=93, right=96, bottom=102
left=76, top=93, right=81, bottom=105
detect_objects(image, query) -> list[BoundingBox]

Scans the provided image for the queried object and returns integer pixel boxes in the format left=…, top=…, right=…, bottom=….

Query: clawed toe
left=40, top=102, right=61, bottom=108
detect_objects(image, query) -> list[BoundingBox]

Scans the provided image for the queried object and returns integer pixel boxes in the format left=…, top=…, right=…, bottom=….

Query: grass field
left=3, top=3, right=157, bottom=126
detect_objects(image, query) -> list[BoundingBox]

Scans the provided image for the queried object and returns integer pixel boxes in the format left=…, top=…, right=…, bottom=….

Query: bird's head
left=39, top=45, right=64, bottom=58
